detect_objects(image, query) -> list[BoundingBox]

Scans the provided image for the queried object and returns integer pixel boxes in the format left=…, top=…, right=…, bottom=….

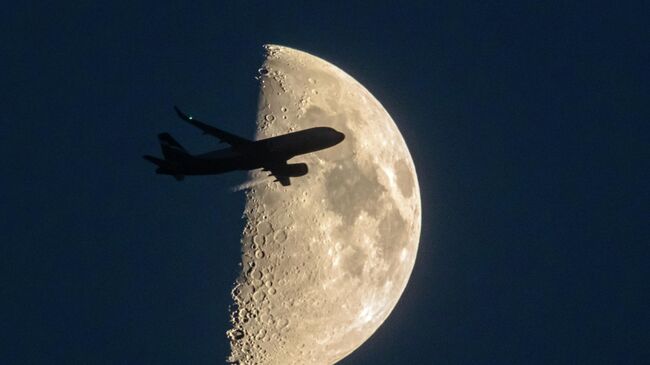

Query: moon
left=227, top=45, right=421, bottom=365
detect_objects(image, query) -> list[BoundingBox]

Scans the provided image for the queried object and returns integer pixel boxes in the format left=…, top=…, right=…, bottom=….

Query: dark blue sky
left=2, top=2, right=647, bottom=364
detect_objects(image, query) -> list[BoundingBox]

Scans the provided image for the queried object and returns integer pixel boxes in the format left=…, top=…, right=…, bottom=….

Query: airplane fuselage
left=161, top=127, right=344, bottom=176
left=144, top=107, right=346, bottom=185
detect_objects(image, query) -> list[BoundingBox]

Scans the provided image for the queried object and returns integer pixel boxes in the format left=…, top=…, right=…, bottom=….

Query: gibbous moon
left=227, top=45, right=421, bottom=365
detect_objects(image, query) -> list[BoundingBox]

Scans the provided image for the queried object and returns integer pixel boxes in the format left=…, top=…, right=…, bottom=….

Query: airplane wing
left=174, top=106, right=252, bottom=148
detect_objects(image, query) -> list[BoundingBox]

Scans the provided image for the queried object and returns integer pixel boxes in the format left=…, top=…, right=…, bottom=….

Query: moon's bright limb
left=227, top=45, right=421, bottom=365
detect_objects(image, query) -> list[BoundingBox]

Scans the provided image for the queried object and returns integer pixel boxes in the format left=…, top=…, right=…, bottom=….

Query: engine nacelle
left=275, top=163, right=309, bottom=177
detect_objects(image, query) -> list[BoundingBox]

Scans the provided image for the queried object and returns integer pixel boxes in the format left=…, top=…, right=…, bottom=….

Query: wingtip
left=173, top=105, right=188, bottom=120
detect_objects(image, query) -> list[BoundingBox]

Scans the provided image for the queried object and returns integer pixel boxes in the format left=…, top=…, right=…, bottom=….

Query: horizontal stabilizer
left=143, top=155, right=166, bottom=167
left=143, top=155, right=185, bottom=181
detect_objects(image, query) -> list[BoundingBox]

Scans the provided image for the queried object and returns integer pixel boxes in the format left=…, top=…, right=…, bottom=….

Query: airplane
left=143, top=106, right=345, bottom=186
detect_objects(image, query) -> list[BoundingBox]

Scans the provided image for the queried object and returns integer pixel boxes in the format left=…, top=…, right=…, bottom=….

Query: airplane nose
left=337, top=131, right=346, bottom=142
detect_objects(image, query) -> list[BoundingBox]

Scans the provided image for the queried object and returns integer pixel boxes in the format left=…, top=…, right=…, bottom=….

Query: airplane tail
left=143, top=154, right=185, bottom=181
left=143, top=133, right=188, bottom=181
left=142, top=154, right=167, bottom=167
left=158, top=133, right=189, bottom=162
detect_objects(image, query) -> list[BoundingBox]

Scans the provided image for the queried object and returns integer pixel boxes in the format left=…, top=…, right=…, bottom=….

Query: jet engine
left=271, top=162, right=309, bottom=177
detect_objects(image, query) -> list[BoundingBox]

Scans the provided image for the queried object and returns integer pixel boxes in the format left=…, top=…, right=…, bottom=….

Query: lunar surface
left=227, top=45, right=421, bottom=365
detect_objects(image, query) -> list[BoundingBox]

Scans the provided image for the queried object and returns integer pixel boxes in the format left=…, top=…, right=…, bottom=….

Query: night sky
left=2, top=2, right=647, bottom=364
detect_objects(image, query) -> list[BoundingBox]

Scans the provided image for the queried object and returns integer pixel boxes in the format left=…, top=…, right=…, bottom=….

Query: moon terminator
left=228, top=45, right=421, bottom=365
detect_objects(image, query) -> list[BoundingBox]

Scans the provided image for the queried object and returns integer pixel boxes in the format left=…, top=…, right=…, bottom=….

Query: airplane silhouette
left=143, top=107, right=345, bottom=186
